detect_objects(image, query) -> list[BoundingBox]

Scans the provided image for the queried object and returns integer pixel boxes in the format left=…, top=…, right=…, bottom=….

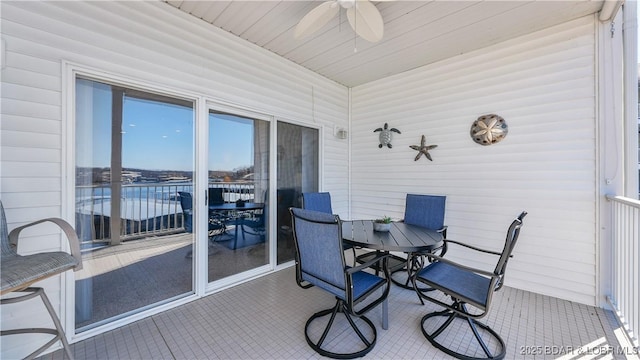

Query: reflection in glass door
left=74, top=77, right=195, bottom=331
left=207, top=112, right=269, bottom=283
left=276, top=121, right=319, bottom=264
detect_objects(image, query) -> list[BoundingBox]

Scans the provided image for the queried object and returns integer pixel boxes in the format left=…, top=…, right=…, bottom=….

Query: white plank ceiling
left=164, top=0, right=605, bottom=87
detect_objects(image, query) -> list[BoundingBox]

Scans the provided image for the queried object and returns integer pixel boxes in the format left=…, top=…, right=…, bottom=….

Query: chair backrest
left=178, top=191, right=192, bottom=210
left=208, top=188, right=224, bottom=205
left=493, top=211, right=527, bottom=290
left=0, top=201, right=16, bottom=258
left=302, top=192, right=333, bottom=214
left=404, top=194, right=446, bottom=230
left=178, top=192, right=193, bottom=233
left=290, top=208, right=346, bottom=297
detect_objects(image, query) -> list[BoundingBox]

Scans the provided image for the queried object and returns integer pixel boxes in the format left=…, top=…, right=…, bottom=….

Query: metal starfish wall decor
left=410, top=135, right=437, bottom=161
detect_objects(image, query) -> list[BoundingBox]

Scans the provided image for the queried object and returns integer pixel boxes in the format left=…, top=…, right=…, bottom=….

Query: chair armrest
left=9, top=218, right=83, bottom=271
left=346, top=253, right=392, bottom=316
left=437, top=225, right=447, bottom=238
left=444, top=239, right=507, bottom=257
left=422, top=252, right=497, bottom=279
left=346, top=253, right=391, bottom=275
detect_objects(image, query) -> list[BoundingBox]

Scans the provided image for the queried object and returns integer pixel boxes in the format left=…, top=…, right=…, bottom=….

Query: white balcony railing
left=606, top=194, right=640, bottom=348
left=75, top=182, right=255, bottom=243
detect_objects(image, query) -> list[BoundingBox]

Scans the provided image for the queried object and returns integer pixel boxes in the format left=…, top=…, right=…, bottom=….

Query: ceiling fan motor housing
left=337, top=0, right=356, bottom=9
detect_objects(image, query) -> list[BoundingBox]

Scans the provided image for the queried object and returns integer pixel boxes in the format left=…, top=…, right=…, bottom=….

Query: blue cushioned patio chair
left=238, top=191, right=266, bottom=242
left=357, top=194, right=448, bottom=289
left=179, top=192, right=195, bottom=234
left=179, top=192, right=226, bottom=257
left=302, top=192, right=356, bottom=261
left=179, top=192, right=226, bottom=237
left=393, top=194, right=448, bottom=288
left=290, top=208, right=391, bottom=359
left=413, top=211, right=527, bottom=360
left=404, top=194, right=447, bottom=236
left=301, top=192, right=333, bottom=214
left=0, top=201, right=82, bottom=359
left=208, top=187, right=225, bottom=205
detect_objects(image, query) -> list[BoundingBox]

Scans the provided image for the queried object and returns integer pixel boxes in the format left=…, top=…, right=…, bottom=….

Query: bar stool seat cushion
left=1, top=253, right=79, bottom=294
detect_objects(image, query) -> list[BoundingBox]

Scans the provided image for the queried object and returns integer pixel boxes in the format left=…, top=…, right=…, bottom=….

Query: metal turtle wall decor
left=410, top=135, right=437, bottom=161
left=374, top=123, right=401, bottom=148
left=470, top=114, right=508, bottom=146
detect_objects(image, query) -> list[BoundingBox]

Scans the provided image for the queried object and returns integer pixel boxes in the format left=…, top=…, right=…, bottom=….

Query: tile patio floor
left=41, top=265, right=638, bottom=360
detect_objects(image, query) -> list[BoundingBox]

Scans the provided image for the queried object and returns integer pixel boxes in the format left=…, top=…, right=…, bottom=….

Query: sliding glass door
left=276, top=121, right=319, bottom=264
left=73, top=75, right=318, bottom=331
left=75, top=77, right=195, bottom=331
left=207, top=111, right=270, bottom=283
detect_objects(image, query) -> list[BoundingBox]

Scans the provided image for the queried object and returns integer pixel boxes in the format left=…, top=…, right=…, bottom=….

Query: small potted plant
left=373, top=215, right=392, bottom=232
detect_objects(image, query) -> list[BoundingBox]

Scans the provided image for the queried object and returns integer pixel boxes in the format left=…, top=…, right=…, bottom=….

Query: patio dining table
left=209, top=202, right=264, bottom=213
left=341, top=220, right=444, bottom=330
left=209, top=202, right=264, bottom=249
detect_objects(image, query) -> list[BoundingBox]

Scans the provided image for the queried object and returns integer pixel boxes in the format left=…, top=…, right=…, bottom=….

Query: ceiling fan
left=294, top=0, right=385, bottom=43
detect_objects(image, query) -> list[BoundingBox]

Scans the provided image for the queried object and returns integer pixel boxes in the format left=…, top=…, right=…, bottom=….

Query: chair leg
left=420, top=302, right=505, bottom=360
left=1, top=287, right=74, bottom=360
left=304, top=299, right=377, bottom=359
left=467, top=316, right=494, bottom=358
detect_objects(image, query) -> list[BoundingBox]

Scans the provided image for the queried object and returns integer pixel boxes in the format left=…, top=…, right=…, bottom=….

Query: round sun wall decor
left=470, top=114, right=508, bottom=146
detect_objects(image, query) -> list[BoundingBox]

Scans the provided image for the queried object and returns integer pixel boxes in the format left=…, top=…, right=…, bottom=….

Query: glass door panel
left=74, top=78, right=195, bottom=331
left=276, top=121, right=319, bottom=264
left=207, top=112, right=269, bottom=283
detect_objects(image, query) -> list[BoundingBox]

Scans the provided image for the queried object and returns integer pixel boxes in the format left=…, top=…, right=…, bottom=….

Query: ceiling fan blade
left=294, top=1, right=340, bottom=39
left=346, top=0, right=384, bottom=42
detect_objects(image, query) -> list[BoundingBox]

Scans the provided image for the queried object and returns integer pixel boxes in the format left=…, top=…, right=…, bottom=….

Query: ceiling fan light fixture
left=337, top=0, right=356, bottom=9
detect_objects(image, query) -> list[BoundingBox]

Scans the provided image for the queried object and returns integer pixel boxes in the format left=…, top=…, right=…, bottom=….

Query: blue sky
left=208, top=113, right=253, bottom=172
left=123, top=101, right=253, bottom=172
left=77, top=78, right=253, bottom=172
left=121, top=98, right=194, bottom=171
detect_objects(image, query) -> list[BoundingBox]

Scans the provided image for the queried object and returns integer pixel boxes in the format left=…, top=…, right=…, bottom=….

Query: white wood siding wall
left=350, top=16, right=597, bottom=306
left=0, top=1, right=348, bottom=357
